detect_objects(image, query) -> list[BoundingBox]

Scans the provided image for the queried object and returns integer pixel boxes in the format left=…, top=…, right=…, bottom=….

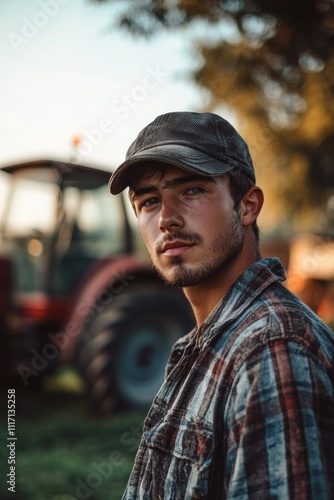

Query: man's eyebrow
left=131, top=175, right=216, bottom=200
left=131, top=184, right=159, bottom=201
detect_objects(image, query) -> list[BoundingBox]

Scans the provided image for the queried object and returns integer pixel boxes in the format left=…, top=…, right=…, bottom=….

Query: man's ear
left=240, top=186, right=264, bottom=227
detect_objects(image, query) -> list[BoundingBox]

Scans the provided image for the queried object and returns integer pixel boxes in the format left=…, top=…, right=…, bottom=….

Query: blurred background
left=0, top=1, right=334, bottom=499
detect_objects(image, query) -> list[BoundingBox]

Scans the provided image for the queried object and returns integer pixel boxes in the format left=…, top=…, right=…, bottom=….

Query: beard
left=150, top=210, right=244, bottom=288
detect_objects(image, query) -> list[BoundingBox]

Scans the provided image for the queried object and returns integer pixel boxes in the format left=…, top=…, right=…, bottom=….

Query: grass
left=0, top=371, right=146, bottom=500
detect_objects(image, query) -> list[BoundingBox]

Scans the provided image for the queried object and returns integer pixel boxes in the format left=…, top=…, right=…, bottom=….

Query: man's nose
left=159, top=196, right=184, bottom=232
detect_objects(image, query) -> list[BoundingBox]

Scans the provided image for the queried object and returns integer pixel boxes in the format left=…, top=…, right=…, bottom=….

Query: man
left=108, top=112, right=334, bottom=499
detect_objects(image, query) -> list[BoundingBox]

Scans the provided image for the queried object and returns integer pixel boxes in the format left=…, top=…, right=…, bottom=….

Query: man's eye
left=186, top=187, right=205, bottom=195
left=141, top=197, right=160, bottom=208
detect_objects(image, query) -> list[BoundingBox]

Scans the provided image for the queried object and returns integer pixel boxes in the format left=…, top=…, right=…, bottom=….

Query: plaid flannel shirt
left=122, top=258, right=334, bottom=499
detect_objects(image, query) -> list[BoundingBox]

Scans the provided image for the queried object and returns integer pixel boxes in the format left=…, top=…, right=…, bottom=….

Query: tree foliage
left=92, top=0, right=334, bottom=234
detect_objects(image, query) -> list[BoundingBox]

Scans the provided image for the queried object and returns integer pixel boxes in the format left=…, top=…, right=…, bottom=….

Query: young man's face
left=130, top=165, right=244, bottom=288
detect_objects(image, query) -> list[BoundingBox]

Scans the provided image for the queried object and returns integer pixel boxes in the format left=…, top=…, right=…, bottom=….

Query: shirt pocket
left=143, top=415, right=214, bottom=499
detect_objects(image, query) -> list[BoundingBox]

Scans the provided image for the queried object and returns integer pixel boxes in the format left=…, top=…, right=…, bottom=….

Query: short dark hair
left=128, top=162, right=167, bottom=194
left=226, top=169, right=260, bottom=242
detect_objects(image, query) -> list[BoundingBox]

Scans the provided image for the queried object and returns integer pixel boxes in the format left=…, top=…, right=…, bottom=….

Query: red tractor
left=0, top=160, right=194, bottom=413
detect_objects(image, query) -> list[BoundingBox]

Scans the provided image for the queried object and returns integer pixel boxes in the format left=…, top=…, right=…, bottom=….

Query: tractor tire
left=76, top=287, right=194, bottom=415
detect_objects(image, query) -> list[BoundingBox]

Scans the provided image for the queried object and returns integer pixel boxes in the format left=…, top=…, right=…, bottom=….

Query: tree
left=91, top=0, right=334, bottom=235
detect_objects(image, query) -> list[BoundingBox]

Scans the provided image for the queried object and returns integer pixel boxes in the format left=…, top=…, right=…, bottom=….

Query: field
left=0, top=371, right=146, bottom=500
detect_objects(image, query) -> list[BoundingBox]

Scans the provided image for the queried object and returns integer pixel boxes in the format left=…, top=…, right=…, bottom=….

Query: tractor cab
left=0, top=160, right=131, bottom=298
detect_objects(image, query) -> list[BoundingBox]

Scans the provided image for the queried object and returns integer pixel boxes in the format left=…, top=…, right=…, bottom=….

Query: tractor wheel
left=76, top=287, right=194, bottom=414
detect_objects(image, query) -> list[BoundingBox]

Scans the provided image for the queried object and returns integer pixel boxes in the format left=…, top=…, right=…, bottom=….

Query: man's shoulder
left=261, top=280, right=332, bottom=334
left=211, top=278, right=334, bottom=374
left=214, top=272, right=331, bottom=336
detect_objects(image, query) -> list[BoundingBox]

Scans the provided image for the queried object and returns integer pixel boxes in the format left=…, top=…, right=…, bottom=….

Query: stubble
left=150, top=211, right=244, bottom=288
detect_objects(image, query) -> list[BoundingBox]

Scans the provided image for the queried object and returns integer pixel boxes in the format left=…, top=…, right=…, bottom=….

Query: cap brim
left=108, top=144, right=237, bottom=194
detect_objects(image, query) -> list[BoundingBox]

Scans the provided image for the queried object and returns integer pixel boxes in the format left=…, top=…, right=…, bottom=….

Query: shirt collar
left=193, top=257, right=286, bottom=348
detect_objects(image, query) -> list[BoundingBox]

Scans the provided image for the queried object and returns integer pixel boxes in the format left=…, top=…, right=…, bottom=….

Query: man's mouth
left=160, top=240, right=196, bottom=257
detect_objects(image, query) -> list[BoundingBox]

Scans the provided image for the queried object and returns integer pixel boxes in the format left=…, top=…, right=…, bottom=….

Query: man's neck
left=183, top=246, right=261, bottom=327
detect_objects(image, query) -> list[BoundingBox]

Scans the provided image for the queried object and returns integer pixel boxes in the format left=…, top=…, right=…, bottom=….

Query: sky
left=0, top=0, right=212, bottom=172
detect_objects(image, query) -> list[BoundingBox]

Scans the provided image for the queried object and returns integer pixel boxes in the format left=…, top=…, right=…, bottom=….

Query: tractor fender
left=59, top=255, right=160, bottom=363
